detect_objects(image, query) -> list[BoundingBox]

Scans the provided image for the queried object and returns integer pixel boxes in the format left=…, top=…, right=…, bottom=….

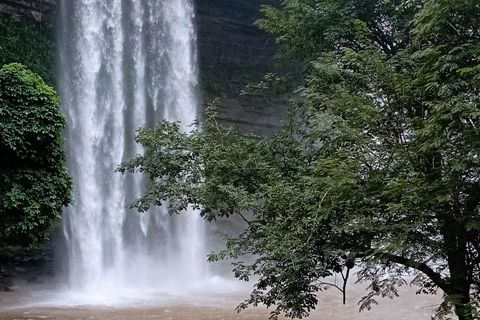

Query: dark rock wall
left=0, top=0, right=55, bottom=25
left=196, top=0, right=277, bottom=71
left=195, top=0, right=286, bottom=135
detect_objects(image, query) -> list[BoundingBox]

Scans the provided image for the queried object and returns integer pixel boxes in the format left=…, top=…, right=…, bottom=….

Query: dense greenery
left=0, top=14, right=56, bottom=86
left=0, top=63, right=72, bottom=247
left=120, top=0, right=480, bottom=319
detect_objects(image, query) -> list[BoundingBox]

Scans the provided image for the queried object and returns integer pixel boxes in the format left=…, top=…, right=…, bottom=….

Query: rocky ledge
left=0, top=0, right=55, bottom=25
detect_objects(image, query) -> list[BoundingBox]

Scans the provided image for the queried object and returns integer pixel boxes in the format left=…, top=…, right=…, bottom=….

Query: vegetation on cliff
left=0, top=63, right=71, bottom=250
left=0, top=12, right=69, bottom=288
left=121, top=0, right=480, bottom=319
left=0, top=14, right=56, bottom=86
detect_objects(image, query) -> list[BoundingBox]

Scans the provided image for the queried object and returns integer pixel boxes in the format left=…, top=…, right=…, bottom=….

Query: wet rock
left=0, top=0, right=55, bottom=26
left=195, top=0, right=286, bottom=135
left=196, top=0, right=278, bottom=71
left=0, top=239, right=57, bottom=288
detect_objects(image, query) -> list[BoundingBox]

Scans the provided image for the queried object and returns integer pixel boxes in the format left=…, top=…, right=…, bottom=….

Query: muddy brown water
left=0, top=280, right=442, bottom=320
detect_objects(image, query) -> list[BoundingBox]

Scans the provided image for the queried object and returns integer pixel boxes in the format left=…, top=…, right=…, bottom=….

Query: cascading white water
left=57, top=0, right=205, bottom=295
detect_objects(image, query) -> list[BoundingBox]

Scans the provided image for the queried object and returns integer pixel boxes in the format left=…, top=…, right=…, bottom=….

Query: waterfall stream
left=57, top=0, right=205, bottom=296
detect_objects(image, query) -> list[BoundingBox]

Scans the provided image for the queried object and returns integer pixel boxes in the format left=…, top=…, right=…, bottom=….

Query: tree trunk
left=442, top=230, right=473, bottom=320
left=0, top=262, right=6, bottom=292
left=439, top=207, right=473, bottom=320
left=452, top=294, right=473, bottom=320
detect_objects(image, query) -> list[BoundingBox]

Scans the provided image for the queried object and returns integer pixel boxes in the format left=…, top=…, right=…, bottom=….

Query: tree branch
left=380, top=253, right=448, bottom=292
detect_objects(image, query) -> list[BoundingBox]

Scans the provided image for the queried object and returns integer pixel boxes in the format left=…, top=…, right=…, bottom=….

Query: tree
left=119, top=1, right=480, bottom=319
left=0, top=63, right=72, bottom=248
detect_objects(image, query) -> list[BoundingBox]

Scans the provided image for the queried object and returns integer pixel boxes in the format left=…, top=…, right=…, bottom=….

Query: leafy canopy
left=0, top=63, right=72, bottom=247
left=120, top=1, right=480, bottom=320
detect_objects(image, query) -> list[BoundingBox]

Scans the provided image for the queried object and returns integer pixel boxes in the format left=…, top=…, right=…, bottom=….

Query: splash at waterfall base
left=0, top=277, right=441, bottom=319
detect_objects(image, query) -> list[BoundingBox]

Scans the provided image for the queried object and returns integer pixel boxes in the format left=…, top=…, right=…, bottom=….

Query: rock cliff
left=0, top=0, right=55, bottom=25
left=195, top=0, right=285, bottom=135
left=0, top=0, right=284, bottom=134
left=197, top=0, right=278, bottom=71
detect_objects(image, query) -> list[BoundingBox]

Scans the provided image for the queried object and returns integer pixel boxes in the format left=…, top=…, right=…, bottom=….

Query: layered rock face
left=196, top=0, right=277, bottom=72
left=196, top=0, right=285, bottom=135
left=0, top=0, right=55, bottom=25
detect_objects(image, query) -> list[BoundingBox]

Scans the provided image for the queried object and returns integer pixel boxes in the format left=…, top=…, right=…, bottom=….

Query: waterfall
left=57, top=0, right=205, bottom=295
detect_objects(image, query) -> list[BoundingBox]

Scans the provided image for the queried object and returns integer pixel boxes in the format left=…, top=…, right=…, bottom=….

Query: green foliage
left=121, top=1, right=480, bottom=320
left=0, top=63, right=72, bottom=246
left=0, top=14, right=56, bottom=86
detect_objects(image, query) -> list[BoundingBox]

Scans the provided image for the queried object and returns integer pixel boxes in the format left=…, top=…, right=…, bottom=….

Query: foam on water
left=2, top=275, right=252, bottom=311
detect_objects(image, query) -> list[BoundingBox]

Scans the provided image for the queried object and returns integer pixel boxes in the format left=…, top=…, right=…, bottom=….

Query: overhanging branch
left=380, top=253, right=448, bottom=292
